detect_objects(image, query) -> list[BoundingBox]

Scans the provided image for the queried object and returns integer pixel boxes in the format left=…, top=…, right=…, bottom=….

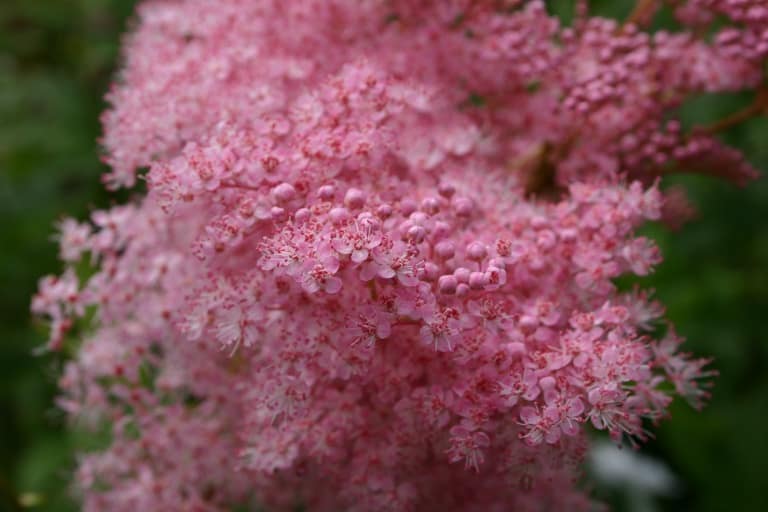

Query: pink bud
left=317, top=184, right=336, bottom=200
left=400, top=199, right=418, bottom=216
left=409, top=212, right=428, bottom=226
left=453, top=267, right=470, bottom=283
left=329, top=207, right=349, bottom=224
left=376, top=203, right=393, bottom=218
left=453, top=197, right=474, bottom=217
left=270, top=206, right=286, bottom=220
left=466, top=242, right=487, bottom=261
left=344, top=188, right=366, bottom=209
left=438, top=275, right=458, bottom=294
left=421, top=197, right=440, bottom=214
left=294, top=208, right=311, bottom=223
left=407, top=226, right=426, bottom=243
left=469, top=272, right=488, bottom=290
left=435, top=241, right=455, bottom=259
left=272, top=182, right=296, bottom=203
left=438, top=182, right=455, bottom=198
left=422, top=262, right=440, bottom=281
left=432, top=221, right=451, bottom=239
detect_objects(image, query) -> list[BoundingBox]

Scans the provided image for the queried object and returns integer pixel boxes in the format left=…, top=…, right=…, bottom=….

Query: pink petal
left=324, top=276, right=343, bottom=294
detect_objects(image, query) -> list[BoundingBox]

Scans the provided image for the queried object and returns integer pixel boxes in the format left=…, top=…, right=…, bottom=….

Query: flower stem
left=695, top=89, right=768, bottom=136
left=623, top=0, right=658, bottom=29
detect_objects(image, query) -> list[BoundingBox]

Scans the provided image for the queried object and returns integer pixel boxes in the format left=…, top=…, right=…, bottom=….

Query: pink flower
left=345, top=306, right=393, bottom=348
left=447, top=424, right=491, bottom=472
left=498, top=368, right=541, bottom=408
left=420, top=308, right=465, bottom=352
left=363, top=240, right=421, bottom=286
left=297, top=256, right=342, bottom=294
left=33, top=1, right=756, bottom=509
left=621, top=237, right=662, bottom=276
left=331, top=215, right=382, bottom=263
left=55, top=218, right=92, bottom=262
left=212, top=305, right=260, bottom=352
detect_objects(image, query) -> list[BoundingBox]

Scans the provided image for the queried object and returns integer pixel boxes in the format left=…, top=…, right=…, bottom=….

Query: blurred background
left=0, top=1, right=765, bottom=511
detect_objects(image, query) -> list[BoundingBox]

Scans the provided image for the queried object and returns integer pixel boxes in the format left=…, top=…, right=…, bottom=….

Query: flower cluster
left=34, top=1, right=763, bottom=511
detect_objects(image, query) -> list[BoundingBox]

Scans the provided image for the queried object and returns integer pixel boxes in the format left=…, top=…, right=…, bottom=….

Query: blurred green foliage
left=0, top=1, right=766, bottom=511
left=1, top=1, right=134, bottom=510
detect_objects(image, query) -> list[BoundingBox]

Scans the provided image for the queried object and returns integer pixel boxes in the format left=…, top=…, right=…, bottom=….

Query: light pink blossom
left=32, top=1, right=761, bottom=510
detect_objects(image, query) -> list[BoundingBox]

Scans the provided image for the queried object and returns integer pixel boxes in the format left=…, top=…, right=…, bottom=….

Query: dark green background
left=1, top=1, right=766, bottom=510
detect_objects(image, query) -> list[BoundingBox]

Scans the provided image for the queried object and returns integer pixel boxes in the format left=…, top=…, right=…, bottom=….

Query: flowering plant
left=33, top=1, right=766, bottom=510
